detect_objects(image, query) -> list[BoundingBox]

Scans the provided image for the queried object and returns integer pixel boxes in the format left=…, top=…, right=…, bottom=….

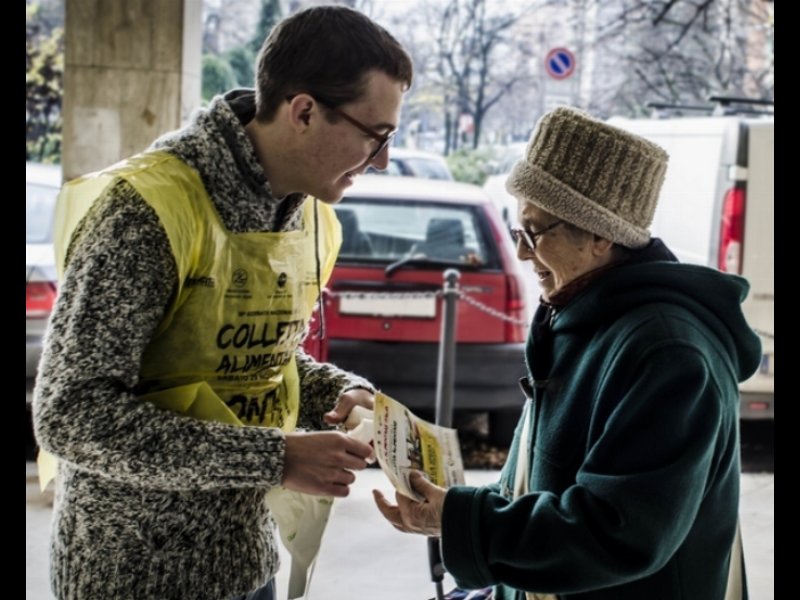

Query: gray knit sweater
left=33, top=90, right=373, bottom=600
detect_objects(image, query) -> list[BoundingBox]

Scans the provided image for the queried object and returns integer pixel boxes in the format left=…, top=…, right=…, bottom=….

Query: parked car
left=325, top=175, right=532, bottom=445
left=482, top=142, right=527, bottom=228
left=368, top=148, right=454, bottom=181
left=26, top=162, right=61, bottom=385
left=608, top=99, right=774, bottom=420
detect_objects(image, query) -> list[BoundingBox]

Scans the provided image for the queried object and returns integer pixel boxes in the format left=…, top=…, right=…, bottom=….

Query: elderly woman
left=374, top=107, right=761, bottom=600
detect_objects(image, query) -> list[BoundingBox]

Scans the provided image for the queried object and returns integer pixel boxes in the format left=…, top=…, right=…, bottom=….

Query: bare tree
left=418, top=0, right=539, bottom=151
left=383, top=5, right=450, bottom=151
left=390, top=0, right=772, bottom=148
left=588, top=0, right=773, bottom=116
left=204, top=0, right=263, bottom=55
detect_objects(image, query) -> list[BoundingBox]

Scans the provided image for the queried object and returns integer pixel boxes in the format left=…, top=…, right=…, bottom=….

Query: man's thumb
left=323, top=405, right=343, bottom=424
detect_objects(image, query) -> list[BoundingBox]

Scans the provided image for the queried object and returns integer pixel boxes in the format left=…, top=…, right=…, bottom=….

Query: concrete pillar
left=62, top=0, right=202, bottom=181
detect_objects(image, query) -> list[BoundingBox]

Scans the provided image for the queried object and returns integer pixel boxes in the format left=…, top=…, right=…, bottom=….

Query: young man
left=374, top=107, right=761, bottom=600
left=33, top=6, right=412, bottom=600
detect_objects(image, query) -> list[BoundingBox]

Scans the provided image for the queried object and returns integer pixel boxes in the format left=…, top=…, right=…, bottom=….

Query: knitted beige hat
left=505, top=106, right=668, bottom=248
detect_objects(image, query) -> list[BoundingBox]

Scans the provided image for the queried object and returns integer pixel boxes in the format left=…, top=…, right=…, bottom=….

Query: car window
left=366, top=160, right=406, bottom=177
left=26, top=183, right=58, bottom=244
left=384, top=160, right=406, bottom=176
left=498, top=147, right=526, bottom=173
left=367, top=156, right=453, bottom=180
left=335, top=199, right=498, bottom=268
left=403, top=158, right=453, bottom=181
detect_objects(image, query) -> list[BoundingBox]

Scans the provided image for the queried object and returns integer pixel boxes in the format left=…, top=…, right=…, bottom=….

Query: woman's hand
left=373, top=471, right=446, bottom=537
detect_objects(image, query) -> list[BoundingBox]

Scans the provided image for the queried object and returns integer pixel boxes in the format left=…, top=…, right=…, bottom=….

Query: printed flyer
left=372, top=391, right=465, bottom=500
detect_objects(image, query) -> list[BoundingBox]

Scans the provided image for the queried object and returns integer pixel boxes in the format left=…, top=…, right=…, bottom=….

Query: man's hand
left=282, top=431, right=373, bottom=497
left=372, top=471, right=446, bottom=537
left=323, top=387, right=375, bottom=426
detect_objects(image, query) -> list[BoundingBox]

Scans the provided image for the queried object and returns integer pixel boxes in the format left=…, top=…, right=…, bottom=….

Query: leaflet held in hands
left=372, top=391, right=465, bottom=500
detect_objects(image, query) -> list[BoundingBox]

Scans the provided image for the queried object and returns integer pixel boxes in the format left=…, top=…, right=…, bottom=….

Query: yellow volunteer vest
left=52, top=150, right=341, bottom=430
left=44, top=152, right=345, bottom=596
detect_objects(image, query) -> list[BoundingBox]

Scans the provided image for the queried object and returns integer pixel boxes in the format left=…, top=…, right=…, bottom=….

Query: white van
left=608, top=105, right=774, bottom=420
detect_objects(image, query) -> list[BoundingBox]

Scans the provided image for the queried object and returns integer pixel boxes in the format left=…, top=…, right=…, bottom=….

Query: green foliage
left=445, top=147, right=497, bottom=187
left=248, top=0, right=283, bottom=54
left=224, top=46, right=256, bottom=88
left=202, top=54, right=237, bottom=102
left=26, top=3, right=64, bottom=163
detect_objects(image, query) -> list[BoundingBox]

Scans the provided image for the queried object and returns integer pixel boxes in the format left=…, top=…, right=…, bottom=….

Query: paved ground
left=26, top=463, right=773, bottom=600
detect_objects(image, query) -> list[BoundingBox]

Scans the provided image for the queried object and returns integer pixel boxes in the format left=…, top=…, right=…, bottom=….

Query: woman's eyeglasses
left=509, top=220, right=564, bottom=252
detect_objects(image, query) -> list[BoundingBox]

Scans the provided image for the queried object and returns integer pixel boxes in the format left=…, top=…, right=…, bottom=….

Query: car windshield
left=402, top=157, right=453, bottom=180
left=26, top=183, right=58, bottom=244
left=382, top=161, right=405, bottom=177
left=497, top=144, right=527, bottom=174
left=334, top=199, right=498, bottom=268
left=367, top=153, right=454, bottom=181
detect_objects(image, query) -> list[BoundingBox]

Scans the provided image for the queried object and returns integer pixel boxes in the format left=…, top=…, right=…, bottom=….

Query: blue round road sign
left=545, top=47, right=576, bottom=80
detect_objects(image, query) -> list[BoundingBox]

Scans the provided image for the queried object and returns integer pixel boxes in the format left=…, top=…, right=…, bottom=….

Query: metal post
left=435, top=269, right=460, bottom=428
left=428, top=268, right=461, bottom=600
left=428, top=537, right=447, bottom=600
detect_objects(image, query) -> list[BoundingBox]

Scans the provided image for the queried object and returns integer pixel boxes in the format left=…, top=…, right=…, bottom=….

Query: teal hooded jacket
left=441, top=241, right=761, bottom=599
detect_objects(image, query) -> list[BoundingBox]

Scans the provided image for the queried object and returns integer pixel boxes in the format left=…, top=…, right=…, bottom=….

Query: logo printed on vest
left=226, top=268, right=252, bottom=300
left=277, top=272, right=288, bottom=288
left=232, top=269, right=248, bottom=288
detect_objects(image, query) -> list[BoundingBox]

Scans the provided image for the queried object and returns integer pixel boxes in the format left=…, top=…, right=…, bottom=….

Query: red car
left=325, top=175, right=533, bottom=445
left=26, top=162, right=61, bottom=384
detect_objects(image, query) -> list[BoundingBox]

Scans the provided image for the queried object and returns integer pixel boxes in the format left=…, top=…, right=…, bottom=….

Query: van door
left=607, top=117, right=738, bottom=266
left=607, top=115, right=774, bottom=419
left=737, top=120, right=774, bottom=415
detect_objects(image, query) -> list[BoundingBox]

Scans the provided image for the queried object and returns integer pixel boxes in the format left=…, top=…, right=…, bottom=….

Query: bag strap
left=724, top=517, right=749, bottom=600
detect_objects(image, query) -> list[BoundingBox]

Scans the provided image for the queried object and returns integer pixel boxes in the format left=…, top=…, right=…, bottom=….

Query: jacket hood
left=150, top=90, right=266, bottom=197
left=148, top=89, right=306, bottom=233
left=557, top=239, right=762, bottom=383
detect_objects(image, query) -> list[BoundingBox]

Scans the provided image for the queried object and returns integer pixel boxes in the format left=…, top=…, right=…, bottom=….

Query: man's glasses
left=287, top=94, right=396, bottom=162
left=510, top=220, right=564, bottom=252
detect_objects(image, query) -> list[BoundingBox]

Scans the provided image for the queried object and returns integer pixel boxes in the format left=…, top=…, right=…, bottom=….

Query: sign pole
left=544, top=47, right=578, bottom=111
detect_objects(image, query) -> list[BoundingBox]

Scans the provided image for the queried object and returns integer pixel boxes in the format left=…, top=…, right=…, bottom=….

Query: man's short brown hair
left=254, top=6, right=413, bottom=122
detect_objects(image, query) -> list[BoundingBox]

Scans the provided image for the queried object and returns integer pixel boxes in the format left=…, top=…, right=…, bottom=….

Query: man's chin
left=314, top=192, right=344, bottom=205
left=315, top=181, right=353, bottom=204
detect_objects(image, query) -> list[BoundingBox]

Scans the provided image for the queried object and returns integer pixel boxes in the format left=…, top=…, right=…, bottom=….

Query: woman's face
left=515, top=201, right=611, bottom=302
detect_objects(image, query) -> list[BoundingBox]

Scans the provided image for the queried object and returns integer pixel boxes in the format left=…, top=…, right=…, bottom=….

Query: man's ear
left=288, top=95, right=314, bottom=130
